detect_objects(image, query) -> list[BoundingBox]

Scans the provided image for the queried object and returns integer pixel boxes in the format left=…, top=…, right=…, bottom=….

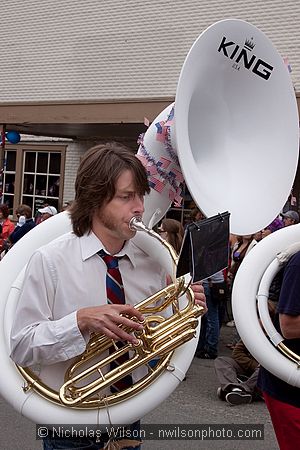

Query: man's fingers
left=77, top=304, right=144, bottom=342
left=107, top=323, right=139, bottom=344
left=100, top=328, right=122, bottom=342
left=116, top=304, right=145, bottom=323
left=112, top=314, right=144, bottom=331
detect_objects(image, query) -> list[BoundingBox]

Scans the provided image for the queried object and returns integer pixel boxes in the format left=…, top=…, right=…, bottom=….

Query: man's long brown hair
left=70, top=142, right=150, bottom=236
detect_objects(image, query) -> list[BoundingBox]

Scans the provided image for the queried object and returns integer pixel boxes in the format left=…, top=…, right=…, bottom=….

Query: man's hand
left=166, top=275, right=207, bottom=314
left=190, top=282, right=207, bottom=314
left=77, top=304, right=145, bottom=344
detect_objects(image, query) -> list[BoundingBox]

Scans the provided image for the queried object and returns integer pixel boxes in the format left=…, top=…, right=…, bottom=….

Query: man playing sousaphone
left=258, top=244, right=300, bottom=449
left=10, top=142, right=206, bottom=450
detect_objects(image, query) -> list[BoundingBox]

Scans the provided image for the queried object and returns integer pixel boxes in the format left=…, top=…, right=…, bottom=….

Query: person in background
left=225, top=234, right=258, bottom=333
left=196, top=270, right=227, bottom=359
left=35, top=202, right=48, bottom=224
left=215, top=339, right=260, bottom=405
left=228, top=234, right=257, bottom=283
left=280, top=210, right=299, bottom=227
left=38, top=205, right=58, bottom=222
left=158, top=218, right=184, bottom=253
left=62, top=201, right=73, bottom=211
left=0, top=204, right=15, bottom=255
left=260, top=217, right=285, bottom=304
left=261, top=217, right=284, bottom=239
left=190, top=208, right=205, bottom=223
left=215, top=301, right=276, bottom=405
left=9, top=205, right=36, bottom=245
left=253, top=230, right=263, bottom=242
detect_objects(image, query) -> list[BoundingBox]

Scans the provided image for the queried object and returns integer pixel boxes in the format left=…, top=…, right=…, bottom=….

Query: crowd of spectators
left=0, top=202, right=60, bottom=259
left=188, top=207, right=300, bottom=414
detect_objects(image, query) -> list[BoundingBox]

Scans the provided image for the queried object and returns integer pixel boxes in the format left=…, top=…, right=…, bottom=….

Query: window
left=2, top=150, right=17, bottom=214
left=22, top=151, right=61, bottom=213
left=0, top=144, right=66, bottom=218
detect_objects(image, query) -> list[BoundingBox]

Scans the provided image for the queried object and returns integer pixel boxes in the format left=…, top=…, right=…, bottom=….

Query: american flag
left=169, top=189, right=175, bottom=201
left=157, top=157, right=171, bottom=169
left=147, top=163, right=158, bottom=175
left=165, top=118, right=174, bottom=128
left=283, top=57, right=292, bottom=73
left=155, top=121, right=168, bottom=142
left=168, top=189, right=182, bottom=206
left=169, top=168, right=184, bottom=184
left=149, top=176, right=165, bottom=193
left=174, top=193, right=183, bottom=206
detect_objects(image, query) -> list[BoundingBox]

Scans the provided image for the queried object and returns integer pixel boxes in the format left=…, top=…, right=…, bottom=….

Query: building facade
left=0, top=0, right=299, bottom=220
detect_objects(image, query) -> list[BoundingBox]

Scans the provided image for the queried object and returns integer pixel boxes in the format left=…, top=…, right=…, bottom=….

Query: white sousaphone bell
left=0, top=19, right=298, bottom=427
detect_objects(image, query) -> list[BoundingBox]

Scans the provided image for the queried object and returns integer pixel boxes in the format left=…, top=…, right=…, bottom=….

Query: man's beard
left=100, top=210, right=118, bottom=232
left=98, top=210, right=134, bottom=240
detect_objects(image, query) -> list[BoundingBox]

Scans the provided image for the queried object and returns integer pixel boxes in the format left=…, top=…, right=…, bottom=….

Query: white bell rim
left=232, top=223, right=300, bottom=387
left=175, top=19, right=299, bottom=235
left=138, top=19, right=299, bottom=235
left=0, top=212, right=200, bottom=426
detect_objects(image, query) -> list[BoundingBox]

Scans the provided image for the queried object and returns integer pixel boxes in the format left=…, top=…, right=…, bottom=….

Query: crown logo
left=244, top=38, right=255, bottom=51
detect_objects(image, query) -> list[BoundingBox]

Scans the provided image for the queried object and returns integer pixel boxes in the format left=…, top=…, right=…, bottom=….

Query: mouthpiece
left=129, top=216, right=145, bottom=232
left=129, top=216, right=164, bottom=242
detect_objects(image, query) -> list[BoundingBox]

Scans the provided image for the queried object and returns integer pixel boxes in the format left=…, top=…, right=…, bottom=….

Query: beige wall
left=1, top=1, right=299, bottom=212
left=1, top=0, right=299, bottom=106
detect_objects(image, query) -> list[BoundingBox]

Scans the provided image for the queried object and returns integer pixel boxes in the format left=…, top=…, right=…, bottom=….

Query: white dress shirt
left=10, top=231, right=167, bottom=390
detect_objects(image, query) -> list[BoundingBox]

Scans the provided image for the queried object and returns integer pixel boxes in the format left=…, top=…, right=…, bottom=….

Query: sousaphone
left=0, top=19, right=298, bottom=427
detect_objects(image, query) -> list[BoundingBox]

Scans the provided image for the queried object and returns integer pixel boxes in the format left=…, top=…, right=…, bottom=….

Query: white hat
left=38, top=206, right=58, bottom=216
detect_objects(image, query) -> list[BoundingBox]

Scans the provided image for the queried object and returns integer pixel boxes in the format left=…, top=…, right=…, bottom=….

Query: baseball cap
left=281, top=210, right=299, bottom=223
left=38, top=206, right=58, bottom=216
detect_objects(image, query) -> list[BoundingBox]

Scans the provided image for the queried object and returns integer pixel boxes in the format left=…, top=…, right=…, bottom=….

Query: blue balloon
left=6, top=130, right=21, bottom=144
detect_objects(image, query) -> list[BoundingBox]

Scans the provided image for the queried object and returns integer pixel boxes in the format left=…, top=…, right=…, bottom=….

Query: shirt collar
left=79, top=231, right=137, bottom=267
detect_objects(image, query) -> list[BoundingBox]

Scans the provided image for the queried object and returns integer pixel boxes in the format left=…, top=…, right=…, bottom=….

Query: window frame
left=0, top=143, right=66, bottom=219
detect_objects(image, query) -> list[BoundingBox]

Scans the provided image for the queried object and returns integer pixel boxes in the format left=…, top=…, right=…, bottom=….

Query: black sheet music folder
left=176, top=211, right=230, bottom=283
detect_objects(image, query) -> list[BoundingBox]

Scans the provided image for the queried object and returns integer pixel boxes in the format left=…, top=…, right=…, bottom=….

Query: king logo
left=218, top=36, right=273, bottom=80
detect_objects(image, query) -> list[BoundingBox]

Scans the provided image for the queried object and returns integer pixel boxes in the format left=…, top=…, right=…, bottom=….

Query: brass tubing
left=18, top=217, right=204, bottom=409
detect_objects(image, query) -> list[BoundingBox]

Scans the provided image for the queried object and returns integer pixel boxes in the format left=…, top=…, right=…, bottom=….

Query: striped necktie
left=98, top=250, right=125, bottom=305
left=98, top=249, right=132, bottom=392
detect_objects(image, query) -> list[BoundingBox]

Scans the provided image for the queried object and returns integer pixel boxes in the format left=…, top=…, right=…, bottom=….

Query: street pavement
left=0, top=325, right=278, bottom=450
